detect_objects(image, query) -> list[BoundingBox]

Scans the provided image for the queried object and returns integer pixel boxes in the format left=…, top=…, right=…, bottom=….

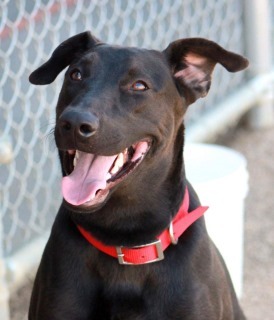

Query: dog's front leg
left=28, top=250, right=100, bottom=319
left=28, top=211, right=102, bottom=320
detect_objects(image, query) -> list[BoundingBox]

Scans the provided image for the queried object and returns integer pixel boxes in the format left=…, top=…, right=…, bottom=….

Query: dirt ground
left=9, top=124, right=274, bottom=320
left=223, top=124, right=274, bottom=320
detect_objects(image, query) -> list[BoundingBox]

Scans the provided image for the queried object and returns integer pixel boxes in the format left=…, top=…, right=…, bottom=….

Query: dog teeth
left=73, top=150, right=80, bottom=167
left=116, top=152, right=124, bottom=168
left=110, top=152, right=124, bottom=174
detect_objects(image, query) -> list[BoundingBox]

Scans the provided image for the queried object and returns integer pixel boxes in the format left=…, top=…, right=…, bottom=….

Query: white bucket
left=184, top=143, right=248, bottom=297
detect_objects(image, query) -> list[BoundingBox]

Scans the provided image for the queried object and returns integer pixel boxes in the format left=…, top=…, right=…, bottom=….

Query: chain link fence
left=1, top=1, right=274, bottom=319
left=269, top=0, right=274, bottom=61
left=0, top=0, right=248, bottom=258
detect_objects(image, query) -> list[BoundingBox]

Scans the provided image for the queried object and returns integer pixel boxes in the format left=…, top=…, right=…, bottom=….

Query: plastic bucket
left=184, top=143, right=249, bottom=297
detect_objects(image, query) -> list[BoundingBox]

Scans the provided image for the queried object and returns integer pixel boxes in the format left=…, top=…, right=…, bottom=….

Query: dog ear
left=163, top=38, right=249, bottom=104
left=29, top=31, right=101, bottom=85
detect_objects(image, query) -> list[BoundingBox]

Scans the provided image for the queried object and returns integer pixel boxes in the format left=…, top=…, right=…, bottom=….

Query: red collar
left=77, top=187, right=208, bottom=265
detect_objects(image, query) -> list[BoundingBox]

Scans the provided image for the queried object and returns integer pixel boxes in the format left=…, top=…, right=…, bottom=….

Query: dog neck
left=76, top=186, right=208, bottom=265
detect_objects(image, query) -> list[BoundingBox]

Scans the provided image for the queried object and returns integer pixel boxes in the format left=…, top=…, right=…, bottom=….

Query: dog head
left=30, top=31, right=248, bottom=213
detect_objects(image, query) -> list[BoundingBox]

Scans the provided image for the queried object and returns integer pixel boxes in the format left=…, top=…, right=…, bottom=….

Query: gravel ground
left=9, top=124, right=274, bottom=320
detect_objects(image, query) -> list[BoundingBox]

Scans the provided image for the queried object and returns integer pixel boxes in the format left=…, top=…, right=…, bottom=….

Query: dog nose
left=58, top=109, right=99, bottom=138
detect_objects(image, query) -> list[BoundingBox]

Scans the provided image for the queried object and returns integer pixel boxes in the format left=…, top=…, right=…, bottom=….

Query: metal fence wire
left=0, top=0, right=247, bottom=256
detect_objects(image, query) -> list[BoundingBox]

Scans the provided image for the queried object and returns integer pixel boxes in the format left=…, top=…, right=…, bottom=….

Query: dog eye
left=70, top=70, right=82, bottom=81
left=131, top=81, right=149, bottom=91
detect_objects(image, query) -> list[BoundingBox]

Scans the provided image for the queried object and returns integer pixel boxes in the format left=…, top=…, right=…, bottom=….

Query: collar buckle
left=116, top=239, right=164, bottom=265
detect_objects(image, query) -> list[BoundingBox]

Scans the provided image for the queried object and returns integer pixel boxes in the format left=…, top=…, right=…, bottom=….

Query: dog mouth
left=61, top=139, right=151, bottom=208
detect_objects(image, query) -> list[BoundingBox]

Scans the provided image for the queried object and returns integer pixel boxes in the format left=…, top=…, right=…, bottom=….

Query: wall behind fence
left=0, top=0, right=247, bottom=257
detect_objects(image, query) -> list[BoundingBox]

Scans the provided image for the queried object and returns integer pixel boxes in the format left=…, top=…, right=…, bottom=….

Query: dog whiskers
left=44, top=127, right=56, bottom=151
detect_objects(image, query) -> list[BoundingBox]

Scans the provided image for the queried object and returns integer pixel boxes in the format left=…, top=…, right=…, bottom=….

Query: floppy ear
left=29, top=31, right=101, bottom=85
left=163, top=38, right=249, bottom=104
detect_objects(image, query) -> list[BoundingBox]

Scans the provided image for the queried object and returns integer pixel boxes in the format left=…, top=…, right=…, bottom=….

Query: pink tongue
left=62, top=151, right=117, bottom=206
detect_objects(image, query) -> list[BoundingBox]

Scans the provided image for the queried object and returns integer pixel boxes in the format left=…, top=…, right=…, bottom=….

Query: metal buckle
left=169, top=222, right=178, bottom=245
left=116, top=239, right=164, bottom=265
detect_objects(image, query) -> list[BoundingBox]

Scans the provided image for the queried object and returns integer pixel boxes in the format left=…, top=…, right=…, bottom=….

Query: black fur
left=28, top=31, right=248, bottom=319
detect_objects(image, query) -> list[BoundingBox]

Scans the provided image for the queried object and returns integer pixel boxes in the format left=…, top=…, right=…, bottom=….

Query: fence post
left=0, top=134, right=13, bottom=320
left=0, top=223, right=10, bottom=320
left=244, top=0, right=274, bottom=128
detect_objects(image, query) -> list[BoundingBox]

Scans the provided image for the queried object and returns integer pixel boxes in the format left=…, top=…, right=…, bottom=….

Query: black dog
left=28, top=31, right=248, bottom=319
